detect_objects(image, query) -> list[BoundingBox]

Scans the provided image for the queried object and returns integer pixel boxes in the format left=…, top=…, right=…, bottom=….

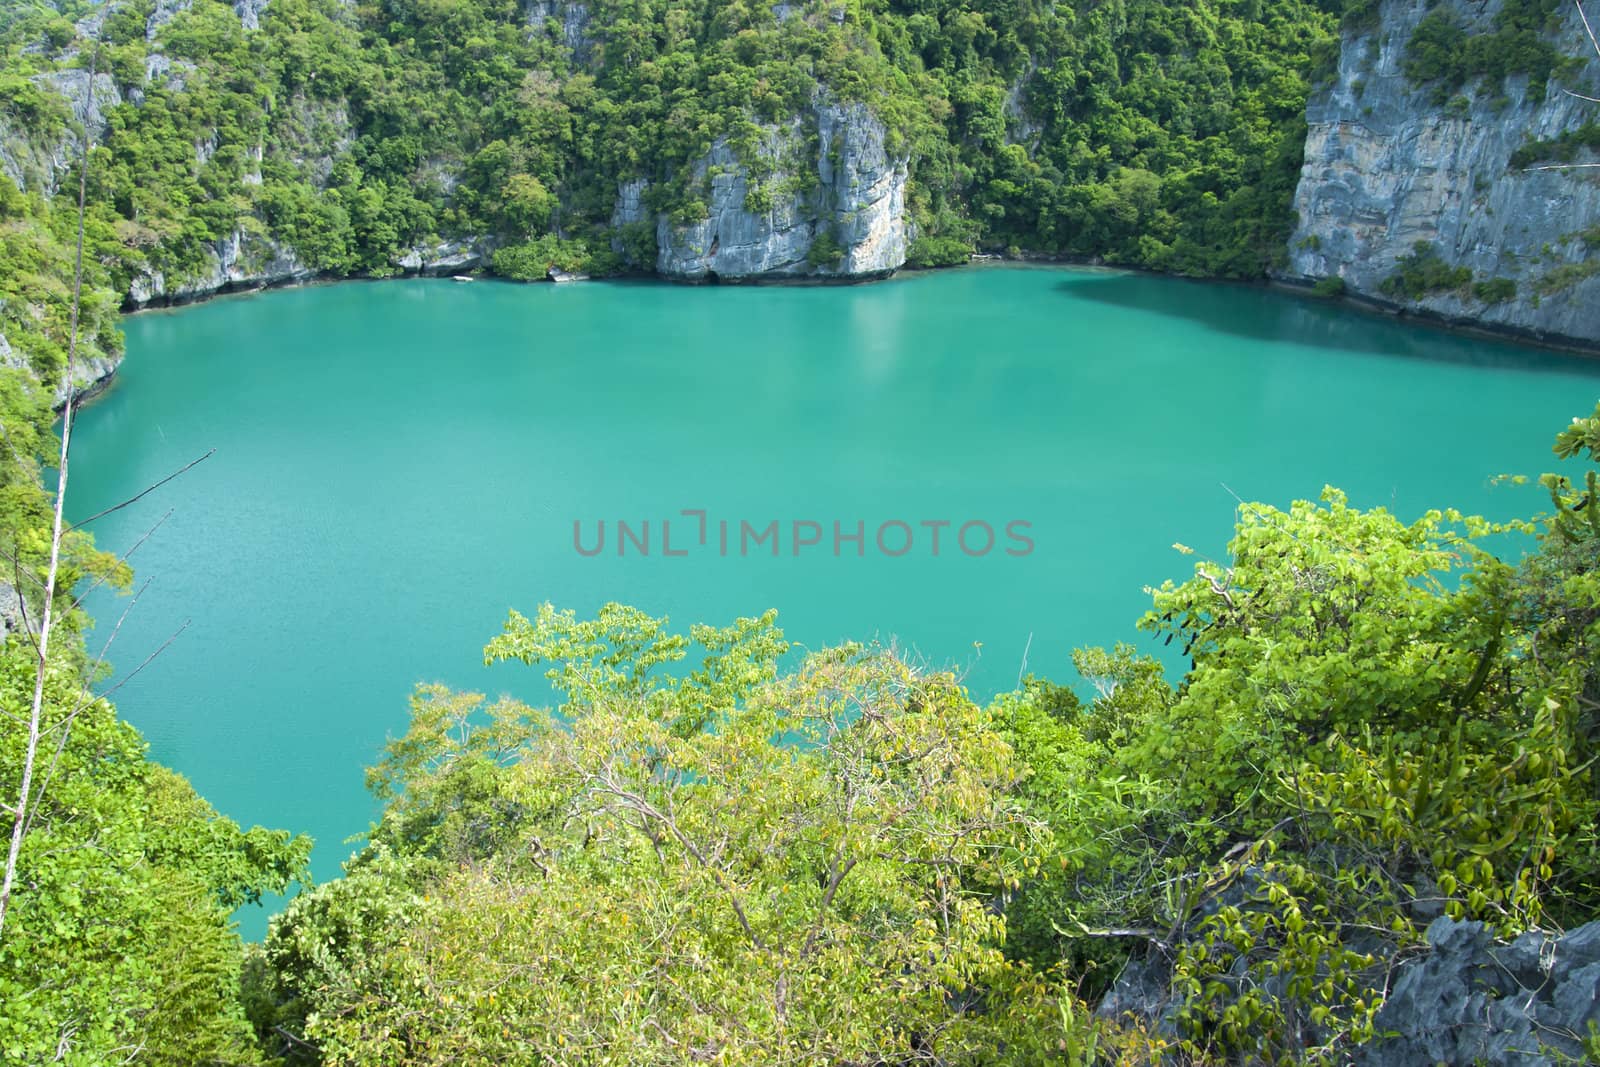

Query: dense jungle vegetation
left=3, top=0, right=1600, bottom=1062
left=6, top=381, right=1600, bottom=1063
left=0, top=0, right=1347, bottom=302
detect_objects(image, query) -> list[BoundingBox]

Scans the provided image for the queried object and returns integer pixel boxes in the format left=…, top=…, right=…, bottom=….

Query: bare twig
left=67, top=450, right=214, bottom=532
left=24, top=578, right=154, bottom=841
left=1578, top=0, right=1600, bottom=62
left=69, top=508, right=172, bottom=612
left=96, top=620, right=190, bottom=704
left=0, top=42, right=98, bottom=942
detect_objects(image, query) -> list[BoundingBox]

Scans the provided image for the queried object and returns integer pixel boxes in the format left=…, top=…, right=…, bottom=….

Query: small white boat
left=452, top=275, right=474, bottom=283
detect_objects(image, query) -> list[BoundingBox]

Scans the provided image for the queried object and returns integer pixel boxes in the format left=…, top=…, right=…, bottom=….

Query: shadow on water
left=1057, top=271, right=1600, bottom=376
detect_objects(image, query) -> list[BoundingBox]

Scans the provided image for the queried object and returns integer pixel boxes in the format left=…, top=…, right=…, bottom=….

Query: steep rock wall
left=125, top=230, right=317, bottom=309
left=1355, top=918, right=1600, bottom=1067
left=525, top=0, right=593, bottom=64
left=0, top=69, right=120, bottom=197
left=632, top=98, right=908, bottom=282
left=1284, top=0, right=1600, bottom=347
left=1101, top=912, right=1600, bottom=1065
left=124, top=234, right=494, bottom=309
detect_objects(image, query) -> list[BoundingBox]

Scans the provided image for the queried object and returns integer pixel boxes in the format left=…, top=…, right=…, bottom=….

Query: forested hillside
left=0, top=0, right=1339, bottom=311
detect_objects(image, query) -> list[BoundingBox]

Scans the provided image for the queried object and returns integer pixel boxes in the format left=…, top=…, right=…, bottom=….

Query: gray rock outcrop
left=0, top=583, right=26, bottom=640
left=0, top=326, right=104, bottom=409
left=278, top=94, right=353, bottom=188
left=1358, top=918, right=1600, bottom=1066
left=235, top=0, right=270, bottom=31
left=526, top=1, right=592, bottom=63
left=1098, top=910, right=1600, bottom=1064
left=392, top=239, right=493, bottom=275
left=146, top=0, right=265, bottom=37
left=634, top=98, right=907, bottom=282
left=146, top=0, right=193, bottom=41
left=60, top=348, right=121, bottom=405
left=142, top=53, right=193, bottom=96
left=1284, top=0, right=1600, bottom=347
left=0, top=69, right=120, bottom=195
left=126, top=230, right=316, bottom=308
left=611, top=177, right=649, bottom=232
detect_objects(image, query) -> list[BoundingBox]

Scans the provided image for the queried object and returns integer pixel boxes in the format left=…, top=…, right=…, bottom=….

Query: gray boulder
left=1358, top=918, right=1600, bottom=1066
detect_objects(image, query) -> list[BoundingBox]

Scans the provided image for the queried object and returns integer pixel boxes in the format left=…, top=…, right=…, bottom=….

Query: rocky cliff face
left=622, top=98, right=909, bottom=282
left=125, top=233, right=495, bottom=309
left=1353, top=918, right=1600, bottom=1066
left=1101, top=902, right=1600, bottom=1065
left=1285, top=0, right=1600, bottom=347
left=0, top=68, right=120, bottom=197
left=525, top=0, right=593, bottom=64
left=126, top=230, right=317, bottom=309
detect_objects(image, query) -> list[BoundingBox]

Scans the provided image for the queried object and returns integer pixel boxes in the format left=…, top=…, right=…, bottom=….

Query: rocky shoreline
left=80, top=249, right=1598, bottom=413
left=1279, top=0, right=1600, bottom=347
left=16, top=0, right=1597, bottom=408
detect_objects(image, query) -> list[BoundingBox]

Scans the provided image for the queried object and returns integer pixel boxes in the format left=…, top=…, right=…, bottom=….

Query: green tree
left=263, top=604, right=1070, bottom=1065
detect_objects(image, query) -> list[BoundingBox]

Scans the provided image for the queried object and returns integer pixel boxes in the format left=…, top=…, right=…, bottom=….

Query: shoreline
left=1268, top=275, right=1600, bottom=361
left=963, top=251, right=1600, bottom=359
left=74, top=254, right=1598, bottom=411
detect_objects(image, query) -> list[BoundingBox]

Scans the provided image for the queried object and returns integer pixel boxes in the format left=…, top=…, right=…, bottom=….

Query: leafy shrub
left=1379, top=241, right=1473, bottom=299
left=806, top=229, right=843, bottom=268
left=1510, top=122, right=1600, bottom=168
left=1402, top=1, right=1564, bottom=105
left=268, top=605, right=1072, bottom=1064
left=612, top=221, right=658, bottom=270
left=1534, top=260, right=1600, bottom=296
left=906, top=234, right=972, bottom=268
left=491, top=236, right=620, bottom=280
left=1473, top=276, right=1517, bottom=303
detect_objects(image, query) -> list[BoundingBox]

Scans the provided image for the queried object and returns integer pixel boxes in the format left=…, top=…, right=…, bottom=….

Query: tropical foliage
left=0, top=0, right=1347, bottom=286
left=3, top=0, right=1600, bottom=1062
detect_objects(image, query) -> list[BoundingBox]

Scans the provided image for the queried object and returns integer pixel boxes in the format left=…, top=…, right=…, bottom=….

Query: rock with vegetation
left=392, top=238, right=492, bottom=276
left=0, top=68, right=117, bottom=196
left=0, top=582, right=24, bottom=637
left=652, top=98, right=908, bottom=281
left=1286, top=0, right=1600, bottom=346
left=1355, top=918, right=1600, bottom=1066
left=525, top=0, right=592, bottom=64
left=126, top=228, right=316, bottom=307
left=1, top=0, right=1351, bottom=317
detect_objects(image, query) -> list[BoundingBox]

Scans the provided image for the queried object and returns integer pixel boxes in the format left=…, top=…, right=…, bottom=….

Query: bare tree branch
left=24, top=578, right=155, bottom=841
left=1578, top=0, right=1600, bottom=63
left=67, top=449, right=214, bottom=532
left=0, top=41, right=99, bottom=942
left=69, top=508, right=172, bottom=612
left=96, top=620, right=190, bottom=704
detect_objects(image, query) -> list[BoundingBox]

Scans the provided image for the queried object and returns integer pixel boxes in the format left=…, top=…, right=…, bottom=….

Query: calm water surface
left=67, top=267, right=1600, bottom=934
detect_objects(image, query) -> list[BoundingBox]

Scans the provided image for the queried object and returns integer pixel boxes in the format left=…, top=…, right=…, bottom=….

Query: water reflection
left=1056, top=271, right=1600, bottom=375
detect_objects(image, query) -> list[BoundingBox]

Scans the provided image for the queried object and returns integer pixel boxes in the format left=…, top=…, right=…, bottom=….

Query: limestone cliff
left=0, top=68, right=120, bottom=197
left=125, top=230, right=317, bottom=309
left=525, top=0, right=593, bottom=65
left=1285, top=0, right=1600, bottom=347
left=1102, top=910, right=1600, bottom=1066
left=621, top=98, right=909, bottom=282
